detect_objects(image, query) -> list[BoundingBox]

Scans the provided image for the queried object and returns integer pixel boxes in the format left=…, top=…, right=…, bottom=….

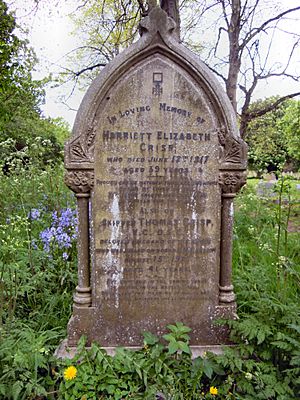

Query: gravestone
left=257, top=180, right=276, bottom=198
left=61, top=7, right=247, bottom=354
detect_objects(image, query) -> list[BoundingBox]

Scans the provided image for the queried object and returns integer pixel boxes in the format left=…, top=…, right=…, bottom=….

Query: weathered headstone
left=257, top=180, right=276, bottom=198
left=61, top=7, right=247, bottom=355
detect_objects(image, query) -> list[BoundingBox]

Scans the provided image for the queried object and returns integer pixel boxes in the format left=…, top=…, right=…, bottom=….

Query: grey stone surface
left=257, top=180, right=276, bottom=197
left=62, top=6, right=247, bottom=353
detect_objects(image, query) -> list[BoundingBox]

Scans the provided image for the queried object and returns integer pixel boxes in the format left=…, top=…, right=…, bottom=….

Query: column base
left=73, top=286, right=92, bottom=307
left=219, top=284, right=235, bottom=304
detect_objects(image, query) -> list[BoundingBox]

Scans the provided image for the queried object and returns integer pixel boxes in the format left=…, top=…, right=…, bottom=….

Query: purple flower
left=28, top=208, right=41, bottom=221
left=52, top=211, right=58, bottom=222
left=62, top=252, right=68, bottom=260
left=40, top=227, right=54, bottom=252
left=59, top=208, right=76, bottom=227
left=38, top=207, right=78, bottom=255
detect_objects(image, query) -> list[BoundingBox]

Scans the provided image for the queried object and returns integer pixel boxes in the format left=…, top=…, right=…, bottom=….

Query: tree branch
left=247, top=92, right=300, bottom=120
left=206, top=64, right=227, bottom=84
left=241, top=6, right=300, bottom=51
left=73, top=63, right=107, bottom=77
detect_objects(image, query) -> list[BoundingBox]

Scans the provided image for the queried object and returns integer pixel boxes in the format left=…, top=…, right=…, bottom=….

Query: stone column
left=219, top=192, right=235, bottom=304
left=74, top=193, right=91, bottom=306
left=64, top=170, right=95, bottom=308
left=219, top=171, right=247, bottom=305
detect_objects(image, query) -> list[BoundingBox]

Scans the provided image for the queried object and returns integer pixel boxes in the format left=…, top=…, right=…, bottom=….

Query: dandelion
left=209, top=386, right=218, bottom=396
left=63, top=365, right=77, bottom=381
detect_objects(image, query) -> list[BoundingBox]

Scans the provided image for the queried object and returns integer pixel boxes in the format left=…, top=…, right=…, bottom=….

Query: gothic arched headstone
left=61, top=6, right=247, bottom=355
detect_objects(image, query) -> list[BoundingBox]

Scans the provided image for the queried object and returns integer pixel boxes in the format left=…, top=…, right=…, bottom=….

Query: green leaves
left=246, top=97, right=300, bottom=174
left=143, top=331, right=159, bottom=346
left=162, top=322, right=192, bottom=355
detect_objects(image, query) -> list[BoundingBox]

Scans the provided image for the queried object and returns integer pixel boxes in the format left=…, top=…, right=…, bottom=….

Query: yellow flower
left=63, top=365, right=77, bottom=381
left=210, top=386, right=218, bottom=395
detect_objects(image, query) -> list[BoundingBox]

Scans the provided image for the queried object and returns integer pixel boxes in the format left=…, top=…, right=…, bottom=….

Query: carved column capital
left=219, top=171, right=247, bottom=195
left=64, top=170, right=94, bottom=193
left=218, top=127, right=247, bottom=167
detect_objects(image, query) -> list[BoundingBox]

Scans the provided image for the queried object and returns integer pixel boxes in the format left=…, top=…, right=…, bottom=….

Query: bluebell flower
left=40, top=227, right=53, bottom=252
left=62, top=252, right=68, bottom=260
left=39, top=207, right=78, bottom=255
left=59, top=208, right=74, bottom=227
left=28, top=208, right=41, bottom=221
left=52, top=211, right=58, bottom=222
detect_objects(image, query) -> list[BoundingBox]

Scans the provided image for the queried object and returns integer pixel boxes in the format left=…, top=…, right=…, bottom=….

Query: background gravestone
left=62, top=7, right=247, bottom=353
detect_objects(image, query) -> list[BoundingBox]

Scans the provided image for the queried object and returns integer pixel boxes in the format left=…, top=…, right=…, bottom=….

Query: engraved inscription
left=93, top=55, right=221, bottom=326
left=152, top=72, right=163, bottom=96
left=63, top=6, right=246, bottom=349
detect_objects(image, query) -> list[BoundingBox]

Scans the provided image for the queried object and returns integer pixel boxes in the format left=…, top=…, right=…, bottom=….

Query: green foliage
left=245, top=97, right=300, bottom=174
left=58, top=327, right=225, bottom=400
left=0, top=169, right=299, bottom=398
left=229, top=179, right=300, bottom=398
left=63, top=0, right=142, bottom=87
left=278, top=100, right=300, bottom=163
left=0, top=0, right=70, bottom=168
left=0, top=0, right=43, bottom=128
left=0, top=162, right=77, bottom=399
left=0, top=322, right=62, bottom=400
left=0, top=162, right=77, bottom=325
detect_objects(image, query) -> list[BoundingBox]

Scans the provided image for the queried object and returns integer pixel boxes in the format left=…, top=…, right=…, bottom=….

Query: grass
left=0, top=164, right=299, bottom=399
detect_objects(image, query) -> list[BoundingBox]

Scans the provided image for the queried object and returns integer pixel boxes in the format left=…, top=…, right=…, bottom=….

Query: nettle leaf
left=150, top=343, right=164, bottom=358
left=191, top=357, right=203, bottom=379
left=143, top=331, right=159, bottom=345
left=180, top=334, right=191, bottom=341
left=162, top=333, right=174, bottom=342
left=168, top=340, right=179, bottom=355
left=167, top=322, right=191, bottom=334
left=178, top=341, right=191, bottom=355
left=202, top=359, right=214, bottom=379
left=107, top=384, right=116, bottom=394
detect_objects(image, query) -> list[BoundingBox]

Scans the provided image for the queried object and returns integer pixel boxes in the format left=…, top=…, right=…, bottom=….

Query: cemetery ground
left=0, top=161, right=299, bottom=400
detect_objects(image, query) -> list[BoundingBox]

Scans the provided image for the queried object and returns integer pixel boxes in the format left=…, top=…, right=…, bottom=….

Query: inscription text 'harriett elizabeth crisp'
left=62, top=7, right=247, bottom=351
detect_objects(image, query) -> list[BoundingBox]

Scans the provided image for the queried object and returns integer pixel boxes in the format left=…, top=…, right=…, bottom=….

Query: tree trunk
left=225, top=0, right=242, bottom=113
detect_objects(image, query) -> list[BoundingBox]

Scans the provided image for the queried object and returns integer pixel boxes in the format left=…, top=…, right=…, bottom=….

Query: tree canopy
left=0, top=0, right=70, bottom=167
left=246, top=97, right=300, bottom=173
